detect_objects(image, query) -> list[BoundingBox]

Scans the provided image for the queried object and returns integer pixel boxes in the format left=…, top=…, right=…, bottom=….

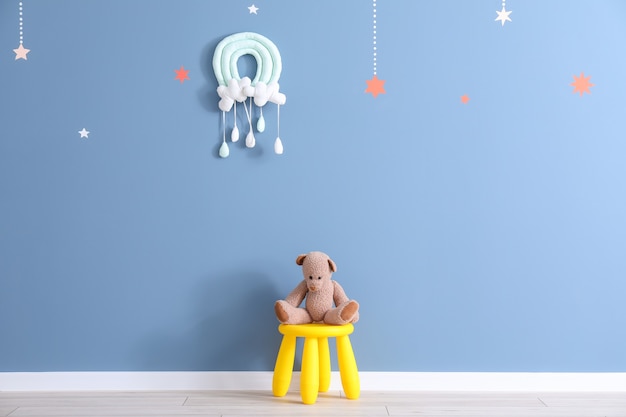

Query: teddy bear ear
left=296, top=254, right=307, bottom=265
left=328, top=258, right=337, bottom=272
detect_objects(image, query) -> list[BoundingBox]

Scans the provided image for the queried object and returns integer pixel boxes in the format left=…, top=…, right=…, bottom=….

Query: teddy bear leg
left=323, top=300, right=359, bottom=325
left=274, top=300, right=313, bottom=324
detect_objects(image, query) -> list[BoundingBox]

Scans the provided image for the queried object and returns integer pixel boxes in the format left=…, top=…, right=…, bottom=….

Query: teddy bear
left=274, top=251, right=359, bottom=325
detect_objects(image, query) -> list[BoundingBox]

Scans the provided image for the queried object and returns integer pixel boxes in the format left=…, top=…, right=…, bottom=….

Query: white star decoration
left=248, top=4, right=259, bottom=14
left=495, top=6, right=512, bottom=26
left=13, top=44, right=30, bottom=60
left=78, top=128, right=90, bottom=138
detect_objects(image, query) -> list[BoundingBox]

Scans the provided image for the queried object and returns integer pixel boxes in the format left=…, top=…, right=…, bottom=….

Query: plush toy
left=274, top=251, right=359, bottom=325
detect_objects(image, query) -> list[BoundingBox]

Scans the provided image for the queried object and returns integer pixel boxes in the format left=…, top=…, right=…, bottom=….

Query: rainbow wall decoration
left=212, top=32, right=286, bottom=158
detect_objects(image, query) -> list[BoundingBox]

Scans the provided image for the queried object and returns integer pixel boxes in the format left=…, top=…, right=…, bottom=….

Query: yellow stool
left=272, top=323, right=360, bottom=404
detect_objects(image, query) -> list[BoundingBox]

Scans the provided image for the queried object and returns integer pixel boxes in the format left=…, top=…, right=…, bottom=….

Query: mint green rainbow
left=212, top=32, right=283, bottom=87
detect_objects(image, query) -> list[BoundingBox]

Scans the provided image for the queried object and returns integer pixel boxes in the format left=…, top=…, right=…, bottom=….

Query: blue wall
left=1, top=0, right=625, bottom=372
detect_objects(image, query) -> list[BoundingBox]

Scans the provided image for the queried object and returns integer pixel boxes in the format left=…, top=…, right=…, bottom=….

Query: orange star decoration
left=570, top=72, right=594, bottom=96
left=365, top=75, right=386, bottom=98
left=174, top=66, right=190, bottom=83
left=461, top=95, right=470, bottom=104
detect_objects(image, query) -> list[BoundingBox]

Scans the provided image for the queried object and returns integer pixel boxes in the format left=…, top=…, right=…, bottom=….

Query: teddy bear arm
left=284, top=280, right=308, bottom=307
left=332, top=280, right=350, bottom=306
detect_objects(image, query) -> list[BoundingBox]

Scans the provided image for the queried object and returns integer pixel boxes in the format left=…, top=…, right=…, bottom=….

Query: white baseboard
left=1, top=371, right=625, bottom=392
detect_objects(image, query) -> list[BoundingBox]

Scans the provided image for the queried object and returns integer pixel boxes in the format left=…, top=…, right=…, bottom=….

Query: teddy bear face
left=297, top=251, right=336, bottom=293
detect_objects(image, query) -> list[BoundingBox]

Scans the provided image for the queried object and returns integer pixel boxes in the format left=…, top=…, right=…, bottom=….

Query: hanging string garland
left=212, top=32, right=286, bottom=158
left=364, top=0, right=386, bottom=97
left=13, top=1, right=30, bottom=60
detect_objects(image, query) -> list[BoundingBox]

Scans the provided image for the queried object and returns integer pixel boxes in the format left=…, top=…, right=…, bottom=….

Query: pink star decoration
left=13, top=44, right=30, bottom=60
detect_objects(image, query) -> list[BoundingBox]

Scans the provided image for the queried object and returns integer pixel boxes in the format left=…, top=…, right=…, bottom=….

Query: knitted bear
left=274, top=251, right=359, bottom=325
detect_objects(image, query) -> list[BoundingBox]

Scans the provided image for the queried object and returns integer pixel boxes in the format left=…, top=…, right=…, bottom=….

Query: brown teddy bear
left=274, top=251, right=359, bottom=325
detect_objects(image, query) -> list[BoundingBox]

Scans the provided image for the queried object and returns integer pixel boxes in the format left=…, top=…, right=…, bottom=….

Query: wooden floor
left=0, top=390, right=625, bottom=417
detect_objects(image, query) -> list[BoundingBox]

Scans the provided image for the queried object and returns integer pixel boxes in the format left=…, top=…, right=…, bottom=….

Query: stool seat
left=272, top=323, right=360, bottom=404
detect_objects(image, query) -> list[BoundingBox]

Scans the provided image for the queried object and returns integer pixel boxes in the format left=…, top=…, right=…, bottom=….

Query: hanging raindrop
left=231, top=104, right=240, bottom=142
left=274, top=137, right=283, bottom=155
left=219, top=141, right=230, bottom=158
left=246, top=131, right=256, bottom=148
left=257, top=110, right=266, bottom=132
left=231, top=125, right=240, bottom=142
left=244, top=98, right=256, bottom=148
left=219, top=111, right=230, bottom=158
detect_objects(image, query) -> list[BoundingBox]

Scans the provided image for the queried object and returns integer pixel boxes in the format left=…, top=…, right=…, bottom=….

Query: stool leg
left=300, top=336, right=319, bottom=404
left=318, top=337, right=331, bottom=392
left=272, top=335, right=296, bottom=397
left=336, top=335, right=360, bottom=400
